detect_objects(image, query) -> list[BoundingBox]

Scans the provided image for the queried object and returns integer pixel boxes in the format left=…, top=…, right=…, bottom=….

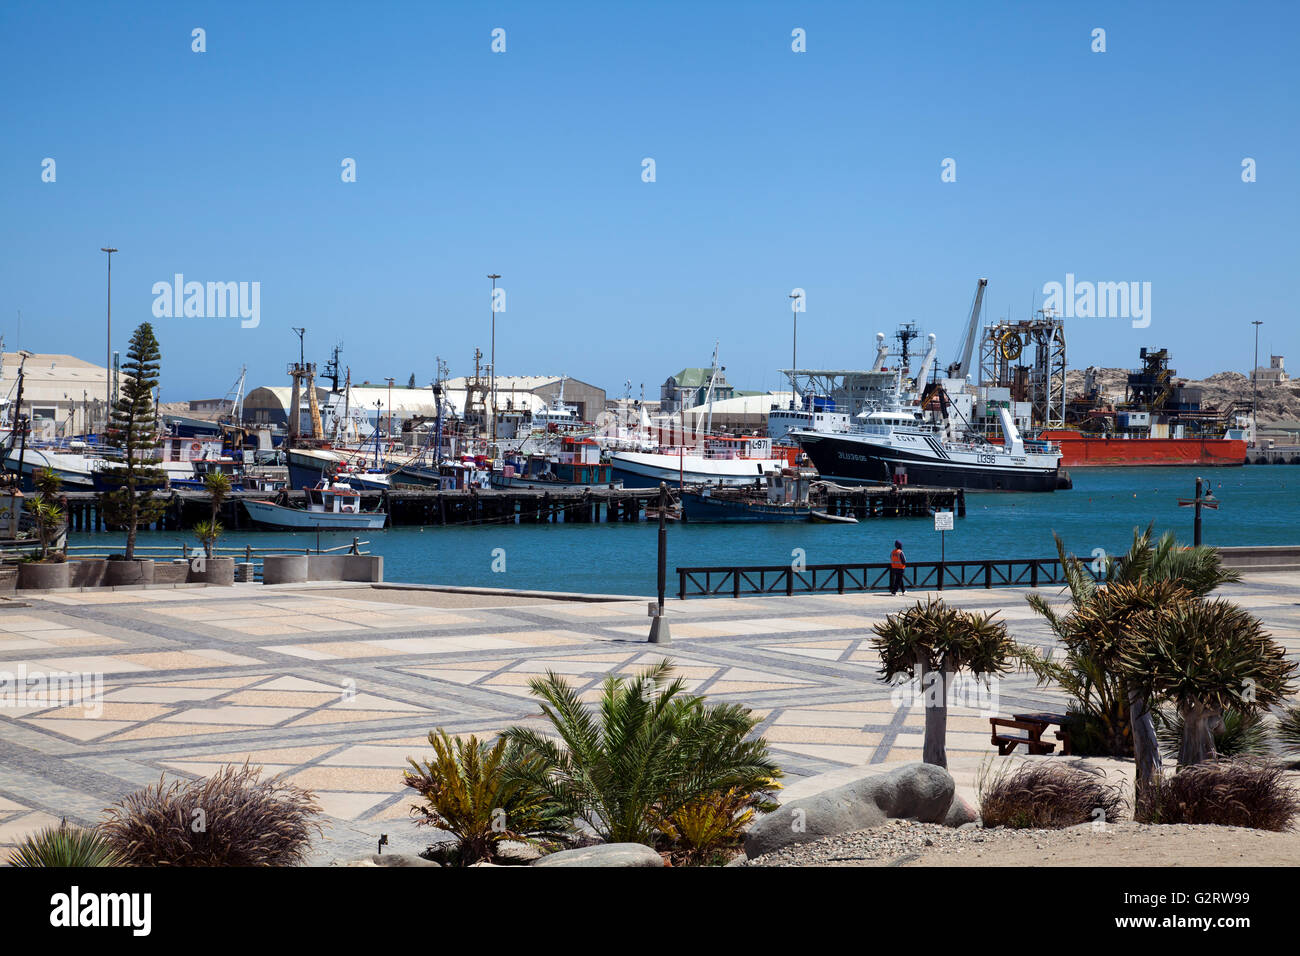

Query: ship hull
left=794, top=433, right=1061, bottom=492
left=1037, top=432, right=1247, bottom=467
left=241, top=499, right=387, bottom=530
left=679, top=493, right=811, bottom=523
left=610, top=451, right=783, bottom=488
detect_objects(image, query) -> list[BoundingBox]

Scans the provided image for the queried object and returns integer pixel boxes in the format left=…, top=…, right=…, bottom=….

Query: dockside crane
left=947, top=278, right=988, bottom=380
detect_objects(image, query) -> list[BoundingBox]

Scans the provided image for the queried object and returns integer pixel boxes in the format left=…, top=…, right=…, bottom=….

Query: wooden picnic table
left=988, top=711, right=1073, bottom=756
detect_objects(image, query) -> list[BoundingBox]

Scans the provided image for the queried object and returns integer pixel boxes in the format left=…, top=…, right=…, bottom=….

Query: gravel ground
left=741, top=818, right=1300, bottom=867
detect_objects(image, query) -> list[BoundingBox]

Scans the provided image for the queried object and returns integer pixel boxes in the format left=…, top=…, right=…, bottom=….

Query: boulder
left=494, top=840, right=544, bottom=865
left=532, top=843, right=665, bottom=867
left=743, top=762, right=955, bottom=859
left=943, top=794, right=979, bottom=827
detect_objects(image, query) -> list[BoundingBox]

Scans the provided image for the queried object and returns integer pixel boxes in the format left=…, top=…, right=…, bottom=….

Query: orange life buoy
left=190, top=441, right=202, bottom=455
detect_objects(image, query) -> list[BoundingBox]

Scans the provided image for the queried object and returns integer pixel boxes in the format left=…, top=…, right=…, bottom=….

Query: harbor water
left=70, top=466, right=1300, bottom=596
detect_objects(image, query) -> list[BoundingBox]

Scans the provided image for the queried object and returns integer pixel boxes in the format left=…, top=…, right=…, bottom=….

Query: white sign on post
left=934, top=511, right=954, bottom=532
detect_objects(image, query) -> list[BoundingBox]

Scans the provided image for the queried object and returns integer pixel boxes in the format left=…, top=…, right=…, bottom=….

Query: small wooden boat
left=809, top=510, right=859, bottom=524
left=242, top=479, right=387, bottom=530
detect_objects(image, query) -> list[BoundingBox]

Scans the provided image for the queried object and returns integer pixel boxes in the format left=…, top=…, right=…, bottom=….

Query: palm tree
left=403, top=730, right=566, bottom=866
left=1119, top=598, right=1296, bottom=766
left=30, top=467, right=66, bottom=561
left=871, top=596, right=1015, bottom=768
left=197, top=471, right=232, bottom=558
left=501, top=659, right=781, bottom=846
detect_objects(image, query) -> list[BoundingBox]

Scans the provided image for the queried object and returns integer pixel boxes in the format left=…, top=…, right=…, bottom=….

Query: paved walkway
left=2, top=573, right=1298, bottom=862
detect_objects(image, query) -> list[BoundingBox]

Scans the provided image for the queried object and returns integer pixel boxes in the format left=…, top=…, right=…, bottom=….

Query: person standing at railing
left=889, top=539, right=907, bottom=595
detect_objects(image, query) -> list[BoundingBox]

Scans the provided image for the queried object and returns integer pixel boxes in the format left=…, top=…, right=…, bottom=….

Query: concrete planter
left=308, top=555, right=384, bottom=583
left=67, top=558, right=108, bottom=588
left=188, top=556, right=236, bottom=586
left=17, top=561, right=70, bottom=590
left=262, top=554, right=310, bottom=585
left=104, top=558, right=155, bottom=587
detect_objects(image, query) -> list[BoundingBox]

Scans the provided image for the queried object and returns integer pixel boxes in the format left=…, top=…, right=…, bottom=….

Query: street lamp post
left=789, top=291, right=802, bottom=410
left=1251, top=320, right=1263, bottom=447
left=100, top=247, right=118, bottom=432
left=488, top=274, right=501, bottom=444
left=385, top=377, right=395, bottom=452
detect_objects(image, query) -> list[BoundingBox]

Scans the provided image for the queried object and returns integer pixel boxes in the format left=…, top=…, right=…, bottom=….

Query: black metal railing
left=676, top=557, right=1104, bottom=600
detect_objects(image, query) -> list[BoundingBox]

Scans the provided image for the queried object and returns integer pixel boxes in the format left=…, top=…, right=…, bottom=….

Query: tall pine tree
left=100, top=322, right=167, bottom=559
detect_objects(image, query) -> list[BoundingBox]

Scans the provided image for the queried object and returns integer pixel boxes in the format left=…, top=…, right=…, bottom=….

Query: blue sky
left=3, top=0, right=1296, bottom=401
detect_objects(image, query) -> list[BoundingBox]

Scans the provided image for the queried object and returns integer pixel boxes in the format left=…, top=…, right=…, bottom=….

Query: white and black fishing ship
left=780, top=310, right=1067, bottom=492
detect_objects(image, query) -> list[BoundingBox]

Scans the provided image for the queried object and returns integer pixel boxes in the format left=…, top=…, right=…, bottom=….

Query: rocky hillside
left=1063, top=367, right=1300, bottom=426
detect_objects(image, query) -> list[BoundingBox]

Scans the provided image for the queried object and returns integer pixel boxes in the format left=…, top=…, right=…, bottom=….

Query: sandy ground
left=743, top=819, right=1300, bottom=867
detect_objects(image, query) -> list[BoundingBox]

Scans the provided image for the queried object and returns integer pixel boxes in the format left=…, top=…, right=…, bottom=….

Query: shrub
left=502, top=659, right=782, bottom=847
left=1135, top=760, right=1300, bottom=830
left=1157, top=707, right=1269, bottom=761
left=100, top=763, right=321, bottom=866
left=978, top=760, right=1125, bottom=829
left=403, top=730, right=566, bottom=866
left=5, top=820, right=123, bottom=867
left=659, top=783, right=780, bottom=866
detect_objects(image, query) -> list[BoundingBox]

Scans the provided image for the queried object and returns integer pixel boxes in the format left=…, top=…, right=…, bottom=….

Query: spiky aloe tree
left=1019, top=526, right=1242, bottom=791
left=99, top=323, right=167, bottom=560
left=501, top=659, right=781, bottom=845
left=1277, top=704, right=1300, bottom=759
left=1119, top=598, right=1296, bottom=766
left=871, top=597, right=1016, bottom=768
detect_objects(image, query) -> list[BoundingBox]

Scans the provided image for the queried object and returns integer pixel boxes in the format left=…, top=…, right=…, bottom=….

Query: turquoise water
left=71, top=466, right=1300, bottom=596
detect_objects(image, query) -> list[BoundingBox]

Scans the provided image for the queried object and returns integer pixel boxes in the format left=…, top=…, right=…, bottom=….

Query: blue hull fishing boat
left=678, top=467, right=856, bottom=523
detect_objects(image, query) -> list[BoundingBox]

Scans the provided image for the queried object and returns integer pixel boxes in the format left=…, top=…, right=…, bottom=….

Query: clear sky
left=3, top=0, right=1296, bottom=401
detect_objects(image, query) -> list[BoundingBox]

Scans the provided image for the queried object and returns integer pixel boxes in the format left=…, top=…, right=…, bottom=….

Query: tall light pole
left=788, top=291, right=802, bottom=410
left=385, top=377, right=395, bottom=451
left=1251, top=319, right=1263, bottom=447
left=488, top=274, right=501, bottom=444
left=100, top=247, right=118, bottom=431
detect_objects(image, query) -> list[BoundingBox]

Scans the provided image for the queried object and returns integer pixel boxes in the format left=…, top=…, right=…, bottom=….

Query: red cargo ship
left=1034, top=347, right=1250, bottom=467
left=1035, top=430, right=1246, bottom=467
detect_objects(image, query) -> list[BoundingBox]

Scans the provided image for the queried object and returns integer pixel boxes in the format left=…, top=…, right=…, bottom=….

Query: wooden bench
left=1013, top=712, right=1073, bottom=756
left=989, top=718, right=1057, bottom=756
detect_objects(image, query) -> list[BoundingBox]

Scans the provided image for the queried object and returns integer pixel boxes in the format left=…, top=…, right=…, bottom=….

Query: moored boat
left=241, top=479, right=387, bottom=530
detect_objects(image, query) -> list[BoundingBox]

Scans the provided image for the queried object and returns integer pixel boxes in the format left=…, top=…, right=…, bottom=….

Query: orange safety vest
left=890, top=548, right=906, bottom=569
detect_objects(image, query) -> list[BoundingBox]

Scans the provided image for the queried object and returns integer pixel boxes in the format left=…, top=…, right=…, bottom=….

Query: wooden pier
left=55, top=482, right=964, bottom=532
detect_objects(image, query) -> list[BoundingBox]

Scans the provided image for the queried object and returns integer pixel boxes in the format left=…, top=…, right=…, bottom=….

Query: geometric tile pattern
left=2, top=572, right=1298, bottom=862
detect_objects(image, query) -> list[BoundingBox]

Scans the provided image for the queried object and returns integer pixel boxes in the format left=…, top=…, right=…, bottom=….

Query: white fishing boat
left=610, top=435, right=789, bottom=488
left=242, top=479, right=387, bottom=530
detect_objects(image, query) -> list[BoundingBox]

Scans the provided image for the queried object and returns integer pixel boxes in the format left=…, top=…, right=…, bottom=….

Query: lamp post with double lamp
left=488, top=274, right=501, bottom=444
left=1251, top=320, right=1263, bottom=448
left=789, top=291, right=802, bottom=410
left=100, top=247, right=118, bottom=433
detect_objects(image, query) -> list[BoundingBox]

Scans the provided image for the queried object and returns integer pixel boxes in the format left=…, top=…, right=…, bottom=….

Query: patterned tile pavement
left=2, top=573, right=1298, bottom=862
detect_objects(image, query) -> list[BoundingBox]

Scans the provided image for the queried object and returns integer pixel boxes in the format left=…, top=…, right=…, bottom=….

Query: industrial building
left=0, top=352, right=112, bottom=437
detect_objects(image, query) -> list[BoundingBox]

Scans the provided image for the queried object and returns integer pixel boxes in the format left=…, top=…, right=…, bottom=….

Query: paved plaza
left=2, top=573, right=1298, bottom=862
